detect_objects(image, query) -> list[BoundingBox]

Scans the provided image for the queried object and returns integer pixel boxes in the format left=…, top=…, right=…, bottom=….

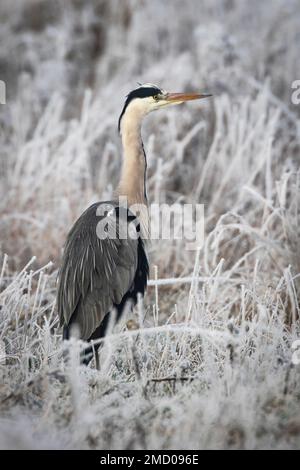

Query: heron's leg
left=63, top=324, right=70, bottom=339
left=81, top=312, right=111, bottom=367
left=83, top=340, right=101, bottom=369
left=95, top=351, right=100, bottom=370
left=82, top=300, right=131, bottom=367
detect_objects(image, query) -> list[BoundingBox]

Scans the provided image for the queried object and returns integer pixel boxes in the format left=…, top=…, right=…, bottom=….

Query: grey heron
left=57, top=83, right=211, bottom=365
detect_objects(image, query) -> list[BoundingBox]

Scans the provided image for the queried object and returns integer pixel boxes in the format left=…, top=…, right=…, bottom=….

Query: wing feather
left=57, top=202, right=140, bottom=340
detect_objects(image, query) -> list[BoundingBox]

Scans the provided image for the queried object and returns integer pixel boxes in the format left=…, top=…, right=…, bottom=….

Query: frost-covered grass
left=0, top=0, right=300, bottom=449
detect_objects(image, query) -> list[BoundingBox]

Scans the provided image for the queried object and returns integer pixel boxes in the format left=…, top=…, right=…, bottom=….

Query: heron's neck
left=117, top=115, right=147, bottom=207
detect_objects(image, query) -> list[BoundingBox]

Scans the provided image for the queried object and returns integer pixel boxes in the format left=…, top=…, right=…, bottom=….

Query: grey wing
left=57, top=202, right=139, bottom=340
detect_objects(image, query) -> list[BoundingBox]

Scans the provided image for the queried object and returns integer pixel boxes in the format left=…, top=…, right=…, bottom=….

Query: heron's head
left=118, top=83, right=211, bottom=133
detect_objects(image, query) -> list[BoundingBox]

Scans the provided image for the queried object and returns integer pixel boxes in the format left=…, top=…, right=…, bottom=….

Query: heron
left=57, top=83, right=211, bottom=365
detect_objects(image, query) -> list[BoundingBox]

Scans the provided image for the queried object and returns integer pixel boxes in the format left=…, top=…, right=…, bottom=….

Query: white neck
left=116, top=104, right=150, bottom=239
left=117, top=107, right=147, bottom=207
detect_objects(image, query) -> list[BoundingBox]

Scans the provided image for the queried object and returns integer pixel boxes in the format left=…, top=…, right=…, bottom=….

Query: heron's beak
left=164, top=92, right=212, bottom=104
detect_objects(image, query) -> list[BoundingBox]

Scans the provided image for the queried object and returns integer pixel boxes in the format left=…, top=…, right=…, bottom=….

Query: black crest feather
left=118, top=85, right=162, bottom=132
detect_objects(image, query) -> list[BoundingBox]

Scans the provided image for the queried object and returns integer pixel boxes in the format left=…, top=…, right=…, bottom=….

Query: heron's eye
left=153, top=95, right=160, bottom=102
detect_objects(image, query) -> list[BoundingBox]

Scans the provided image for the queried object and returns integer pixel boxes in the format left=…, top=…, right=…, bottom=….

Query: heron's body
left=57, top=83, right=210, bottom=365
left=58, top=201, right=148, bottom=364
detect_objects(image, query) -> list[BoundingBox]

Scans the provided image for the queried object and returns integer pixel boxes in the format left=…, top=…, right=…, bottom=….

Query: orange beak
left=165, top=92, right=212, bottom=103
